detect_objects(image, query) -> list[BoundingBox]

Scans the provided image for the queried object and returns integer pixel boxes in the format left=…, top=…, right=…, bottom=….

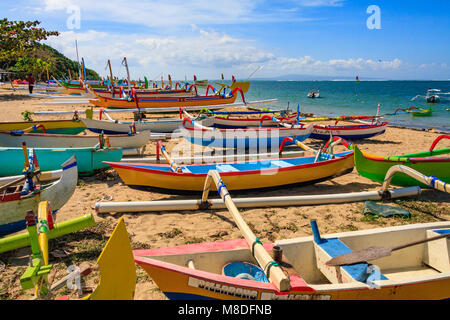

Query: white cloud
left=44, top=28, right=405, bottom=80
left=37, top=0, right=267, bottom=27
left=298, top=0, right=344, bottom=7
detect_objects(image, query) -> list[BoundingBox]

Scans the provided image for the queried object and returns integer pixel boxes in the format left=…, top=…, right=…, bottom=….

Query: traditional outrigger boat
left=309, top=121, right=388, bottom=140
left=0, top=145, right=122, bottom=176
left=0, top=130, right=150, bottom=149
left=181, top=118, right=314, bottom=149
left=342, top=135, right=450, bottom=187
left=0, top=119, right=86, bottom=135
left=93, top=85, right=194, bottom=99
left=390, top=106, right=433, bottom=117
left=307, top=90, right=320, bottom=99
left=105, top=141, right=354, bottom=192
left=406, top=107, right=433, bottom=117
left=133, top=168, right=450, bottom=300
left=89, top=86, right=246, bottom=110
left=0, top=156, right=77, bottom=236
left=134, top=220, right=450, bottom=300
left=201, top=111, right=388, bottom=141
left=426, top=89, right=441, bottom=103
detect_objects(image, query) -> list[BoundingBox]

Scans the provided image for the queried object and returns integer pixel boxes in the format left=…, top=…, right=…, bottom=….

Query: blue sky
left=3, top=0, right=449, bottom=80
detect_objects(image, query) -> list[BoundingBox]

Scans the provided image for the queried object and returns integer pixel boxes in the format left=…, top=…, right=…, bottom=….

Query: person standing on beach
left=25, top=74, right=35, bottom=94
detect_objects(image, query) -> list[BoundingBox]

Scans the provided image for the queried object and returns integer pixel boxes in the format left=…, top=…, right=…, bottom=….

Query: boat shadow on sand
left=347, top=138, right=402, bottom=146
left=119, top=167, right=357, bottom=196
left=0, top=93, right=42, bottom=101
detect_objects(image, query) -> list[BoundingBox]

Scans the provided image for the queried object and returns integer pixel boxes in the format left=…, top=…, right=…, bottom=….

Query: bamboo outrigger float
left=94, top=164, right=426, bottom=214
left=133, top=168, right=450, bottom=300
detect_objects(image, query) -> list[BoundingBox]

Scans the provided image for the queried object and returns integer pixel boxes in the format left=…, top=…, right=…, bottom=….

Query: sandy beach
left=0, top=89, right=448, bottom=300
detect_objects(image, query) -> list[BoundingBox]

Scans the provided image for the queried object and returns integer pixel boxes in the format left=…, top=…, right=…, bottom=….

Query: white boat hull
left=0, top=157, right=78, bottom=236
left=81, top=117, right=215, bottom=134
left=0, top=130, right=151, bottom=149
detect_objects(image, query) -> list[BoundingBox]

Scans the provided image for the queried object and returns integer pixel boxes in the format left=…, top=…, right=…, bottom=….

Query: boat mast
left=246, top=65, right=263, bottom=81
left=107, top=59, right=114, bottom=86
left=75, top=40, right=81, bottom=81
left=122, top=57, right=132, bottom=92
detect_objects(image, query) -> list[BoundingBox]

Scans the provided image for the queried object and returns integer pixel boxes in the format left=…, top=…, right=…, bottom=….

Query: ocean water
left=239, top=80, right=450, bottom=133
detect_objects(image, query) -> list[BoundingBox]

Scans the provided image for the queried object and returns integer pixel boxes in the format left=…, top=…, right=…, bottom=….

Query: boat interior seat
left=270, top=160, right=292, bottom=168
left=310, top=220, right=388, bottom=285
left=216, top=164, right=239, bottom=172
left=423, top=228, right=450, bottom=273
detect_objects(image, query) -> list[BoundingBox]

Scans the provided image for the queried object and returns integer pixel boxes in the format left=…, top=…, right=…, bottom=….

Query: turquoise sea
left=240, top=81, right=450, bottom=133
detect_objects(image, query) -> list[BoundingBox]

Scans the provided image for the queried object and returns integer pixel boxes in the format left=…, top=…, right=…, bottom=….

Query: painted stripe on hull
left=164, top=292, right=218, bottom=300
left=0, top=220, right=27, bottom=237
left=310, top=129, right=386, bottom=140
left=136, top=260, right=450, bottom=300
left=185, top=134, right=309, bottom=149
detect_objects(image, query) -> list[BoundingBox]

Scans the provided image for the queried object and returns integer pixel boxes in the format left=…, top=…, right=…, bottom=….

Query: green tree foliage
left=0, top=19, right=100, bottom=81
left=0, top=19, right=59, bottom=66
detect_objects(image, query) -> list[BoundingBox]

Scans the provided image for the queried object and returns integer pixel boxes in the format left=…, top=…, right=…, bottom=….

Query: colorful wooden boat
left=134, top=220, right=450, bottom=300
left=181, top=119, right=314, bottom=149
left=93, top=86, right=193, bottom=98
left=350, top=135, right=449, bottom=187
left=309, top=121, right=388, bottom=140
left=105, top=150, right=354, bottom=192
left=89, top=87, right=246, bottom=110
left=390, top=106, right=433, bottom=117
left=0, top=146, right=122, bottom=177
left=208, top=115, right=388, bottom=140
left=0, top=119, right=86, bottom=135
left=211, top=116, right=282, bottom=129
left=426, top=89, right=441, bottom=103
left=0, top=130, right=150, bottom=149
left=406, top=107, right=433, bottom=116
left=307, top=90, right=320, bottom=98
left=0, top=156, right=77, bottom=236
left=80, top=116, right=214, bottom=135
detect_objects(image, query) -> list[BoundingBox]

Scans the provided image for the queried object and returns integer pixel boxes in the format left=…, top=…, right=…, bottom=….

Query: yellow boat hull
left=109, top=154, right=354, bottom=191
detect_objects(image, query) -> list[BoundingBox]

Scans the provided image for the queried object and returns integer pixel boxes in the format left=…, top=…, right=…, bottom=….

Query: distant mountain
left=253, top=74, right=386, bottom=81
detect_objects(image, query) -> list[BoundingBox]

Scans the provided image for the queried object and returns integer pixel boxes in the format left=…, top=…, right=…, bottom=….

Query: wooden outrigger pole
left=202, top=170, right=290, bottom=292
left=94, top=165, right=428, bottom=214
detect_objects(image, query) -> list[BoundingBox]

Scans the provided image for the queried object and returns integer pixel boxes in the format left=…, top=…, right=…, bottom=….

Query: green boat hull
left=0, top=147, right=123, bottom=176
left=354, top=146, right=450, bottom=187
